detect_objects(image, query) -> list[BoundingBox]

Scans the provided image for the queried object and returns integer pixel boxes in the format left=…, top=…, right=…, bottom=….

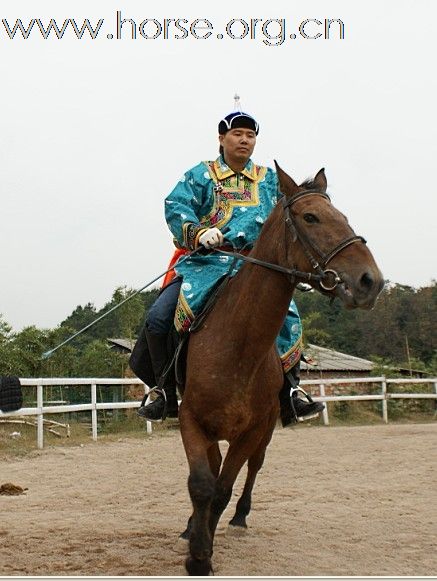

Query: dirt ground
left=0, top=423, right=436, bottom=577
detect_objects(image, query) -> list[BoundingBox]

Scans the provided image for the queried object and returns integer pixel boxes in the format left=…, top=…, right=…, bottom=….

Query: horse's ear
left=314, top=168, right=327, bottom=193
left=274, top=160, right=299, bottom=197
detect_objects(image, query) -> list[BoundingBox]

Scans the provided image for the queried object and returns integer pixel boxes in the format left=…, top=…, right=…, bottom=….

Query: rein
left=214, top=190, right=366, bottom=291
left=212, top=248, right=326, bottom=284
left=43, top=191, right=365, bottom=358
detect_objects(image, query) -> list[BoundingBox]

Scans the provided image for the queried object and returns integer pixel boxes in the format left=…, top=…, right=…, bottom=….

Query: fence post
left=434, top=382, right=437, bottom=418
left=37, top=383, right=44, bottom=449
left=319, top=383, right=329, bottom=425
left=91, top=383, right=98, bottom=441
left=144, top=385, right=152, bottom=435
left=381, top=376, right=388, bottom=423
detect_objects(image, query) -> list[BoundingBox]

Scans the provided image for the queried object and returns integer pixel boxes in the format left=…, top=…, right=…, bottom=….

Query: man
left=133, top=105, right=324, bottom=424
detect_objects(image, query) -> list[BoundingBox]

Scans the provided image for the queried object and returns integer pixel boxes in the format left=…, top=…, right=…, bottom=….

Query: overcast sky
left=1, top=0, right=436, bottom=331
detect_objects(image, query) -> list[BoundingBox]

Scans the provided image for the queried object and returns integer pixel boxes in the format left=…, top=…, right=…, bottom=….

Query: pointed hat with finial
left=218, top=94, right=259, bottom=135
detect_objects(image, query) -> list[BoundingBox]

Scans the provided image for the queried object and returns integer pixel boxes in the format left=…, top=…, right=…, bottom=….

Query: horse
left=177, top=162, right=384, bottom=575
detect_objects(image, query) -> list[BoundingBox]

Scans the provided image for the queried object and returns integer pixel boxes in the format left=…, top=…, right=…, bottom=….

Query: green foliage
left=59, top=286, right=159, bottom=346
left=0, top=286, right=159, bottom=379
left=1, top=280, right=435, bottom=380
left=369, top=355, right=402, bottom=378
left=296, top=280, right=436, bottom=367
left=0, top=316, right=12, bottom=340
left=73, top=340, right=125, bottom=377
left=425, top=354, right=437, bottom=376
left=301, top=311, right=331, bottom=346
left=61, top=302, right=97, bottom=334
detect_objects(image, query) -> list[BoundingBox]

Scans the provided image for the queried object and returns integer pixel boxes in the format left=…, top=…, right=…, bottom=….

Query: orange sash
left=161, top=248, right=188, bottom=288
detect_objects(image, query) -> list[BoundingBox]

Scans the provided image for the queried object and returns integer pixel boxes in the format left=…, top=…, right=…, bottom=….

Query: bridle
left=213, top=189, right=366, bottom=291
left=282, top=190, right=366, bottom=290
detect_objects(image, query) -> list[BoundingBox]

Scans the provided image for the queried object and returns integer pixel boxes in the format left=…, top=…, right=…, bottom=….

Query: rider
left=134, top=101, right=325, bottom=424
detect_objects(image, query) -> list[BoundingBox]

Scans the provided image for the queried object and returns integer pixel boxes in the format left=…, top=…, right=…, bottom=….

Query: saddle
left=0, top=376, right=23, bottom=413
left=129, top=275, right=231, bottom=395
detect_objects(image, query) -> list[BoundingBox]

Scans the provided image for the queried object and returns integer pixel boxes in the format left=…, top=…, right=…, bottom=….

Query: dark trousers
left=147, top=277, right=182, bottom=334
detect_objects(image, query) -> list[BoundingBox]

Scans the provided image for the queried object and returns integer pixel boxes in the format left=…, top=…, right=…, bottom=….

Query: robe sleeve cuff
left=182, top=223, right=208, bottom=250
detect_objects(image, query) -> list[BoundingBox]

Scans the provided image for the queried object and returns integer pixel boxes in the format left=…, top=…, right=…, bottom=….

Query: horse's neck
left=219, top=207, right=295, bottom=354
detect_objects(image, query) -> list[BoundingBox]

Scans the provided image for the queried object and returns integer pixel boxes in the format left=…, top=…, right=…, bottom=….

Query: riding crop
left=41, top=249, right=201, bottom=360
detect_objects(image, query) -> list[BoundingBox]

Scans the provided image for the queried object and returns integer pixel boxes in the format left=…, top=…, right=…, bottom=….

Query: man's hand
left=199, top=227, right=224, bottom=249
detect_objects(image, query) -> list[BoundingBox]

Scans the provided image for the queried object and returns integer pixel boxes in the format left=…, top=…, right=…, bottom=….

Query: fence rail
left=0, top=378, right=150, bottom=448
left=0, top=376, right=436, bottom=449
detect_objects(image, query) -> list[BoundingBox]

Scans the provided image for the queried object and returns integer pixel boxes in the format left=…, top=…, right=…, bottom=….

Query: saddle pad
left=0, top=376, right=23, bottom=412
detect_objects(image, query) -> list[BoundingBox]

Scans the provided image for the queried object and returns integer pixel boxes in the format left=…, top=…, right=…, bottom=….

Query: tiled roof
left=301, top=344, right=374, bottom=371
left=108, top=336, right=374, bottom=372
left=107, top=338, right=135, bottom=351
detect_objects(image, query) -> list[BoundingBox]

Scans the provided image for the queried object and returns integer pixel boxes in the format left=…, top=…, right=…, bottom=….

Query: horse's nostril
left=360, top=272, right=374, bottom=289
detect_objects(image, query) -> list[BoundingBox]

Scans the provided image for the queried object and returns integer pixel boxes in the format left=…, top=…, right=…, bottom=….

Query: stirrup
left=291, top=386, right=315, bottom=403
left=290, top=387, right=323, bottom=423
left=138, top=386, right=168, bottom=422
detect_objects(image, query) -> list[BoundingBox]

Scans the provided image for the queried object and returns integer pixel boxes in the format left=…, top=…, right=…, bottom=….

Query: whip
left=41, top=250, right=200, bottom=360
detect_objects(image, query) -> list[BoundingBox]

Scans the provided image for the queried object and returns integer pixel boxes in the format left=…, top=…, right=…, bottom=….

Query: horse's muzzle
left=335, top=269, right=384, bottom=309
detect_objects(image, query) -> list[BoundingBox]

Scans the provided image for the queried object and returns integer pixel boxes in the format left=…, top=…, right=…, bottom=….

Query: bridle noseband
left=282, top=190, right=366, bottom=290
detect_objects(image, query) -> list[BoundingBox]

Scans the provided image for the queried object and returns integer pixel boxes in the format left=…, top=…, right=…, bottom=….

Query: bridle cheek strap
left=282, top=191, right=367, bottom=291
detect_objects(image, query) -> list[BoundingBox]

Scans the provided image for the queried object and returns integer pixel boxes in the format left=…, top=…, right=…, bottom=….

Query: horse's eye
left=303, top=213, right=319, bottom=224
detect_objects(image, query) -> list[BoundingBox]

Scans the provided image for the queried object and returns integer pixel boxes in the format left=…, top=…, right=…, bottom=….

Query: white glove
left=199, top=227, right=224, bottom=249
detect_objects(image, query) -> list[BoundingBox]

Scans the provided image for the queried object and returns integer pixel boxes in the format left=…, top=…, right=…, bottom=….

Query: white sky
left=1, top=0, right=436, bottom=331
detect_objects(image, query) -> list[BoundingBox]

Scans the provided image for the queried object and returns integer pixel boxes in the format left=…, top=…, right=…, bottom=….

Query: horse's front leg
left=179, top=405, right=215, bottom=576
left=228, top=412, right=276, bottom=531
left=178, top=443, right=222, bottom=544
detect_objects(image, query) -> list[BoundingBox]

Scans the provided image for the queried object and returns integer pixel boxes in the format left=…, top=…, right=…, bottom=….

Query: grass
left=0, top=409, right=180, bottom=460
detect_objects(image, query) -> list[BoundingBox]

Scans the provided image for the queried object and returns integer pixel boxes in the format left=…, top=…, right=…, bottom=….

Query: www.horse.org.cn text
left=1, top=13, right=345, bottom=46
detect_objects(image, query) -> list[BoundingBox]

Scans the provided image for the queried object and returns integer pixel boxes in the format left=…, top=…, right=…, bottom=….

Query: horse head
left=274, top=161, right=384, bottom=309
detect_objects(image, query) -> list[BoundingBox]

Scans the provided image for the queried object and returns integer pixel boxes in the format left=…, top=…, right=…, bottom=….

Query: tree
left=301, top=312, right=331, bottom=346
left=3, top=281, right=433, bottom=379
left=106, top=286, right=147, bottom=341
left=0, top=314, right=16, bottom=374
left=73, top=340, right=125, bottom=377
left=10, top=326, right=49, bottom=376
left=59, top=287, right=160, bottom=347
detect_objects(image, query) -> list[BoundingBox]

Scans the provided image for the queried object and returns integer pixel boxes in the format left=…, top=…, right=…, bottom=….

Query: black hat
left=218, top=111, right=259, bottom=135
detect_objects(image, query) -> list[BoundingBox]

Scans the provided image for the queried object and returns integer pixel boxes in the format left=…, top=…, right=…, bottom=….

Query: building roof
left=301, top=344, right=374, bottom=372
left=108, top=336, right=374, bottom=372
left=107, top=338, right=136, bottom=352
left=108, top=337, right=424, bottom=376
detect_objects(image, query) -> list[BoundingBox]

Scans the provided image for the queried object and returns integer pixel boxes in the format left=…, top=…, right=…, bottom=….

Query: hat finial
left=233, top=93, right=242, bottom=112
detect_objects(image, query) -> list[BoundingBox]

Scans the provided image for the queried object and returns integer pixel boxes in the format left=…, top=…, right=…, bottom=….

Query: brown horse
left=178, top=163, right=384, bottom=575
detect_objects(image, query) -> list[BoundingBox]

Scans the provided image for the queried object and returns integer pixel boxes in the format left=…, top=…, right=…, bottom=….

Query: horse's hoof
left=226, top=523, right=248, bottom=537
left=173, top=535, right=189, bottom=554
left=185, top=556, right=213, bottom=576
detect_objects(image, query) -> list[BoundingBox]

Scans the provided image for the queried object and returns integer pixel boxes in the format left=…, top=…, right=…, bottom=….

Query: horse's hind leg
left=179, top=406, right=215, bottom=576
left=228, top=415, right=276, bottom=531
left=179, top=443, right=222, bottom=543
left=208, top=422, right=272, bottom=541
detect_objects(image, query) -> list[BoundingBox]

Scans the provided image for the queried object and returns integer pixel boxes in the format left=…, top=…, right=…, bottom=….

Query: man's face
left=219, top=128, right=257, bottom=164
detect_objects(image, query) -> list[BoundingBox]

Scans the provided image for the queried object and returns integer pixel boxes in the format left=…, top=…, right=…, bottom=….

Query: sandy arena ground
left=0, top=423, right=436, bottom=577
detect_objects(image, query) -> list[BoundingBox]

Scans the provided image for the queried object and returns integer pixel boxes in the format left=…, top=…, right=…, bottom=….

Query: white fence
left=301, top=376, right=437, bottom=426
left=0, top=378, right=150, bottom=449
left=0, top=376, right=436, bottom=449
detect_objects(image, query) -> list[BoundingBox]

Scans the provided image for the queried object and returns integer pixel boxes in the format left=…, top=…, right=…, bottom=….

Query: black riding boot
left=137, top=330, right=179, bottom=421
left=279, top=362, right=325, bottom=427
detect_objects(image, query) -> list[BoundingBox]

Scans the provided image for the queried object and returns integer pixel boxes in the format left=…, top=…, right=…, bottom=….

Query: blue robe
left=165, top=156, right=302, bottom=372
